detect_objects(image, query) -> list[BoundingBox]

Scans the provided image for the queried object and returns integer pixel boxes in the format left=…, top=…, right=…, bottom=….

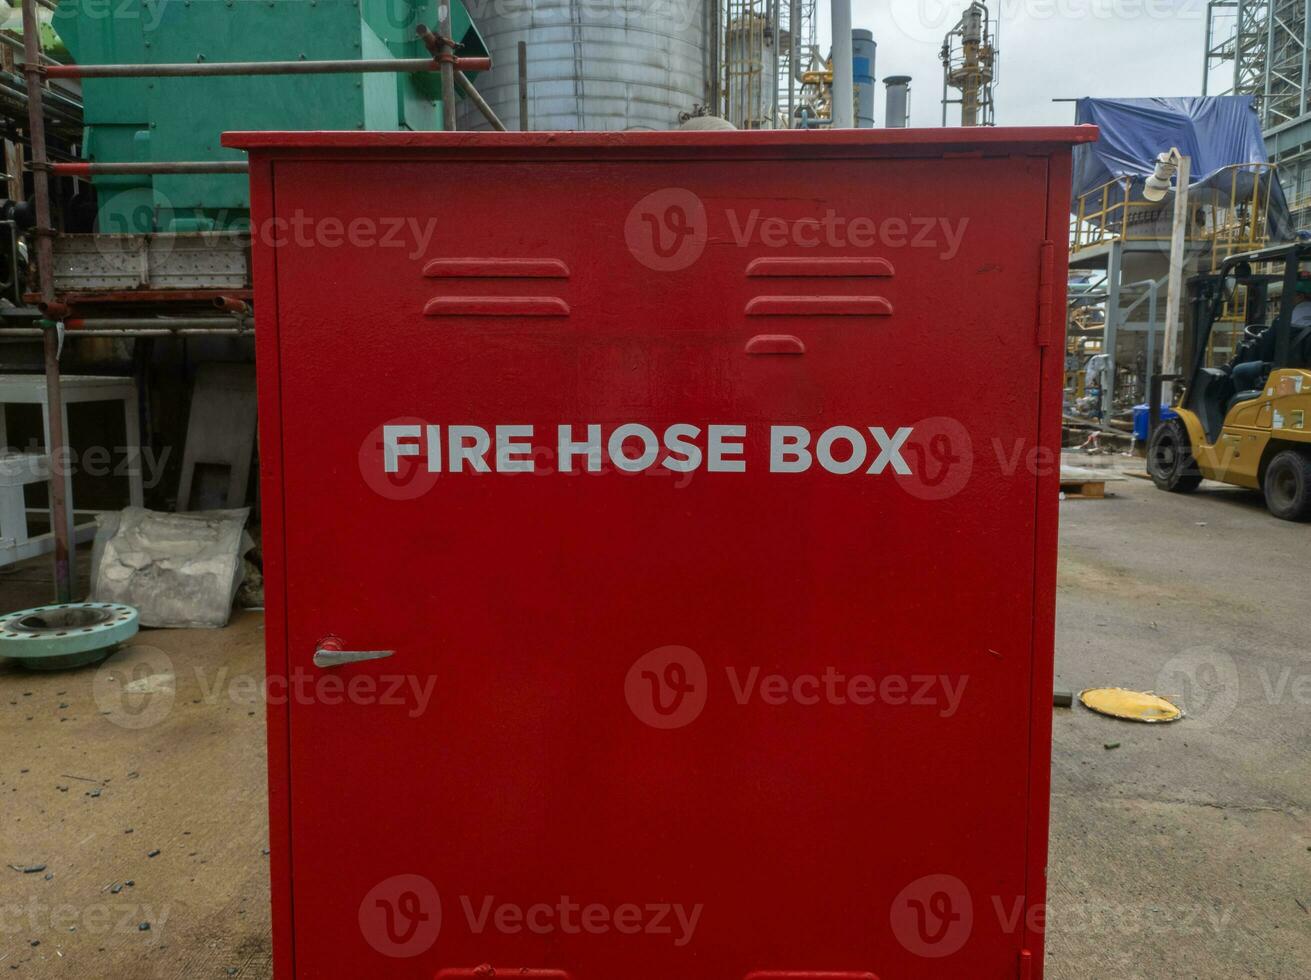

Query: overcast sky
left=818, top=0, right=1213, bottom=127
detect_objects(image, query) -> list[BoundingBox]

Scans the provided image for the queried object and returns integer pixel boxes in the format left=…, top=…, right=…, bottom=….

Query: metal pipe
left=65, top=317, right=253, bottom=330
left=771, top=0, right=781, bottom=127
left=1302, top=0, right=1310, bottom=117
left=39, top=56, right=491, bottom=80
left=0, top=31, right=64, bottom=66
left=788, top=0, right=799, bottom=128
left=455, top=71, right=507, bottom=131
left=438, top=4, right=458, bottom=132
left=830, top=0, right=854, bottom=127
left=518, top=40, right=529, bottom=132
left=22, top=0, right=71, bottom=602
left=54, top=162, right=248, bottom=176
left=0, top=328, right=252, bottom=337
left=1161, top=153, right=1191, bottom=405
left=0, top=74, right=85, bottom=122
left=211, top=297, right=252, bottom=315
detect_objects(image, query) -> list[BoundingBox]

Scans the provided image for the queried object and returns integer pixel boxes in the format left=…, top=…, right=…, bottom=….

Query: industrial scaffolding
left=721, top=0, right=821, bottom=129
left=777, top=0, right=819, bottom=125
left=7, top=0, right=498, bottom=601
left=1204, top=0, right=1311, bottom=213
left=1204, top=0, right=1306, bottom=126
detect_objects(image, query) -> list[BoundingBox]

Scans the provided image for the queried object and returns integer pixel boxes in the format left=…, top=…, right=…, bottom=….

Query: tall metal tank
left=457, top=0, right=713, bottom=132
left=852, top=29, right=876, bottom=128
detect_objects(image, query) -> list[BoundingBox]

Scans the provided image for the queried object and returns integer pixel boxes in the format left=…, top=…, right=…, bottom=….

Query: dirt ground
left=1, top=462, right=1308, bottom=978
left=0, top=550, right=272, bottom=978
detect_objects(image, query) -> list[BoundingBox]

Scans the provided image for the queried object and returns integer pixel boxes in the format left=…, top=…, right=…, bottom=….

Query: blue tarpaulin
left=1073, top=96, right=1293, bottom=239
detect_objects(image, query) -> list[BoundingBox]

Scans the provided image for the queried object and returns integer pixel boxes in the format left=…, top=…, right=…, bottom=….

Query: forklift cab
left=1170, top=243, right=1311, bottom=442
left=1148, top=241, right=1311, bottom=520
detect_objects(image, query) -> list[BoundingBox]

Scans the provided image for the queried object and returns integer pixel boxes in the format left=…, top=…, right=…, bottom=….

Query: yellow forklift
left=1147, top=242, right=1311, bottom=520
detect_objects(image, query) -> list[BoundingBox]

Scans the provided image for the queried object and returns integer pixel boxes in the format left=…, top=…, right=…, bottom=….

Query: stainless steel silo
left=457, top=0, right=714, bottom=132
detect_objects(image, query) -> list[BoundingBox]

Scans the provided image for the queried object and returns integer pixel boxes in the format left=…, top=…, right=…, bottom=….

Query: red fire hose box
left=224, top=126, right=1096, bottom=980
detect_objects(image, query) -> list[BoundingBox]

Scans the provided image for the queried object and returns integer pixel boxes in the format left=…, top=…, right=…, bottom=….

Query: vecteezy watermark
left=43, top=0, right=705, bottom=36
left=889, top=873, right=1234, bottom=960
left=624, top=645, right=709, bottom=729
left=458, top=895, right=702, bottom=947
left=94, top=647, right=437, bottom=730
left=48, top=0, right=168, bottom=32
left=1154, top=646, right=1241, bottom=728
left=624, top=187, right=969, bottom=272
left=887, top=0, right=1204, bottom=45
left=8, top=441, right=171, bottom=491
left=251, top=212, right=439, bottom=261
left=625, top=188, right=708, bottom=272
left=890, top=874, right=974, bottom=958
left=89, top=198, right=443, bottom=262
left=726, top=666, right=968, bottom=718
left=897, top=418, right=974, bottom=502
left=458, top=0, right=703, bottom=33
left=1154, top=644, right=1311, bottom=728
left=93, top=645, right=178, bottom=731
left=0, top=897, right=172, bottom=937
left=625, top=648, right=970, bottom=729
left=359, top=875, right=703, bottom=955
left=360, top=874, right=442, bottom=958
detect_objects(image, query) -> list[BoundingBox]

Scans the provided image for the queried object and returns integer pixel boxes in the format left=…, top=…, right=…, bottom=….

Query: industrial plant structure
left=1205, top=0, right=1311, bottom=219
left=0, top=0, right=988, bottom=599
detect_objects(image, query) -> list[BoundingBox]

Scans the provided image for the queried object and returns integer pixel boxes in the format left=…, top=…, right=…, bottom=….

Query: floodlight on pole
left=1142, top=148, right=1183, bottom=202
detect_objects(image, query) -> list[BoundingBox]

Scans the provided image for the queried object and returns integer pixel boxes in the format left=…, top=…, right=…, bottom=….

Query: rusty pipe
left=22, top=0, right=71, bottom=601
left=1, top=328, right=251, bottom=337
left=455, top=71, right=507, bottom=131
left=39, top=56, right=491, bottom=79
left=37, top=299, right=71, bottom=318
left=63, top=317, right=253, bottom=331
left=54, top=162, right=248, bottom=176
left=212, top=297, right=252, bottom=315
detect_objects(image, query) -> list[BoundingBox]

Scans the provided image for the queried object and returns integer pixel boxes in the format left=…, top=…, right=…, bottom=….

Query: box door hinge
left=1036, top=240, right=1055, bottom=347
left=1018, top=948, right=1034, bottom=980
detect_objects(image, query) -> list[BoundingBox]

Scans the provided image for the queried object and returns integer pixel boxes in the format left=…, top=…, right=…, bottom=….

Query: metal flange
left=0, top=602, right=140, bottom=670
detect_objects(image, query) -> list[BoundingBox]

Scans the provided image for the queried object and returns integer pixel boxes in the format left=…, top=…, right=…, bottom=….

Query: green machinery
left=54, top=0, right=486, bottom=233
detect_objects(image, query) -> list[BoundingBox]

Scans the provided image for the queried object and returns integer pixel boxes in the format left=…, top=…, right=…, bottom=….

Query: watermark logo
left=456, top=0, right=703, bottom=32
left=460, top=895, right=702, bottom=946
left=359, top=874, right=442, bottom=958
left=888, top=0, right=1204, bottom=47
left=0, top=896, right=172, bottom=937
left=726, top=667, right=967, bottom=717
left=624, top=645, right=708, bottom=729
left=898, top=417, right=974, bottom=501
left=92, top=645, right=177, bottom=731
left=359, top=418, right=442, bottom=501
left=890, top=873, right=973, bottom=958
left=1155, top=646, right=1240, bottom=728
left=625, top=188, right=708, bottom=272
left=96, top=649, right=437, bottom=729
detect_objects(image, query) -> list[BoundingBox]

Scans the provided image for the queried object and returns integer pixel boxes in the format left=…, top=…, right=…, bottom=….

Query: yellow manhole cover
left=1079, top=687, right=1183, bottom=723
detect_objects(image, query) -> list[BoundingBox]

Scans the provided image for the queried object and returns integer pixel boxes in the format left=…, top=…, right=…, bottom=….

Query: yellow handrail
left=1069, top=162, right=1277, bottom=270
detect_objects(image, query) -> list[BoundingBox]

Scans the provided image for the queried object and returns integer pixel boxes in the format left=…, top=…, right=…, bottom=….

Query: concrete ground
left=1, top=463, right=1308, bottom=978
left=1049, top=459, right=1311, bottom=978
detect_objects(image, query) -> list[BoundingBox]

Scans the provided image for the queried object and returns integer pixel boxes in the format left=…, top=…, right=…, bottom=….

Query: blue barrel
left=1133, top=405, right=1177, bottom=441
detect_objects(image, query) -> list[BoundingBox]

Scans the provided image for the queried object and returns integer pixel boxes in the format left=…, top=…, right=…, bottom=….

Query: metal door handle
left=313, top=637, right=394, bottom=669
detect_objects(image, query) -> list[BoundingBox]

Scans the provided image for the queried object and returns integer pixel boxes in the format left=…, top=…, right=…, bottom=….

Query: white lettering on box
left=377, top=423, right=914, bottom=477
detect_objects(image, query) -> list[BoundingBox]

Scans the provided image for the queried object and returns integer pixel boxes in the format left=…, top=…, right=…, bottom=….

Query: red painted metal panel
left=231, top=128, right=1089, bottom=980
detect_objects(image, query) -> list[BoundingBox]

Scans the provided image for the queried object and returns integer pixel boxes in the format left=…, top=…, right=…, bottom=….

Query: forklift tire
left=1147, top=419, right=1203, bottom=493
left=1263, top=450, right=1311, bottom=521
